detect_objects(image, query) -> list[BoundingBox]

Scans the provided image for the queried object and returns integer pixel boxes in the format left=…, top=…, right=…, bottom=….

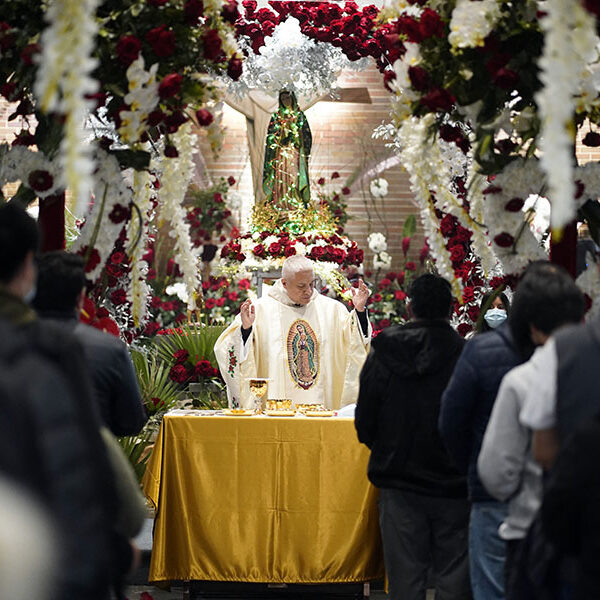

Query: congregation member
left=0, top=202, right=139, bottom=599
left=33, top=251, right=148, bottom=436
left=356, top=273, right=470, bottom=600
left=215, top=254, right=371, bottom=409
left=477, top=263, right=585, bottom=599
left=474, top=290, right=511, bottom=334
left=440, top=279, right=528, bottom=599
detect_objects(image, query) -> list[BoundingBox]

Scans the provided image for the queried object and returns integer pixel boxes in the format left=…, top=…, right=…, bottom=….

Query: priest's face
left=282, top=269, right=316, bottom=305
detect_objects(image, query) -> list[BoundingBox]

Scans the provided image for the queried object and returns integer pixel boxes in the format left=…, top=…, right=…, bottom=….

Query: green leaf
left=402, top=214, right=417, bottom=238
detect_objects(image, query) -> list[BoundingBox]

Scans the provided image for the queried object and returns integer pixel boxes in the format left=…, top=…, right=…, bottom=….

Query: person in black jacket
left=33, top=251, right=147, bottom=436
left=356, top=273, right=470, bottom=600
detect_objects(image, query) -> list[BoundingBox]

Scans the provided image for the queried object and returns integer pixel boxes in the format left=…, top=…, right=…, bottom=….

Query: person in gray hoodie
left=477, top=263, right=585, bottom=599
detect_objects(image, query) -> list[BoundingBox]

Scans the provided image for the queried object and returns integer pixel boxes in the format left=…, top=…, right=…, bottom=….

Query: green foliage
left=130, top=348, right=181, bottom=415
left=402, top=214, right=417, bottom=238
left=117, top=415, right=162, bottom=483
left=155, top=324, right=226, bottom=367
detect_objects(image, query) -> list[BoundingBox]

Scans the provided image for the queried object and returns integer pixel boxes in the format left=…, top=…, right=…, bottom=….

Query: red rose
left=419, top=8, right=444, bottom=38
left=457, top=322, right=473, bottom=338
left=196, top=109, right=214, bottom=126
left=158, top=73, right=182, bottom=99
left=342, top=186, right=351, bottom=195
left=505, top=197, right=524, bottom=212
left=310, top=246, right=325, bottom=260
left=397, top=271, right=405, bottom=284
left=169, top=364, right=190, bottom=384
left=462, top=286, right=475, bottom=303
left=440, top=214, right=455, bottom=236
left=284, top=245, right=297, bottom=257
left=238, top=278, right=251, bottom=290
left=184, top=0, right=204, bottom=24
left=494, top=232, right=515, bottom=248
left=28, top=170, right=53, bottom=192
left=216, top=297, right=226, bottom=307
left=227, top=176, right=236, bottom=186
left=394, top=290, right=407, bottom=301
left=397, top=15, right=423, bottom=43
left=146, top=25, right=176, bottom=57
left=115, top=35, right=142, bottom=65
left=331, top=171, right=340, bottom=179
left=147, top=268, right=157, bottom=280
left=449, top=244, right=466, bottom=263
left=110, top=252, right=125, bottom=265
left=379, top=278, right=392, bottom=289
left=203, top=29, right=223, bottom=61
left=228, top=291, right=239, bottom=301
left=221, top=0, right=239, bottom=23
left=317, top=177, right=325, bottom=185
left=268, top=242, right=282, bottom=255
left=108, top=203, right=130, bottom=223
left=205, top=298, right=216, bottom=309
left=253, top=244, right=266, bottom=257
left=165, top=111, right=188, bottom=133
left=405, top=261, right=416, bottom=271
left=420, top=87, right=455, bottom=112
left=227, top=56, right=243, bottom=81
left=408, top=65, right=430, bottom=91
left=454, top=227, right=472, bottom=243
left=332, top=247, right=346, bottom=264
left=379, top=318, right=391, bottom=329
left=373, top=293, right=383, bottom=303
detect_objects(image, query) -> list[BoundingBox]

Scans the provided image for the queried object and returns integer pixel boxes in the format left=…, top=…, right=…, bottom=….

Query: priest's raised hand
left=351, top=279, right=371, bottom=313
left=240, top=299, right=256, bottom=330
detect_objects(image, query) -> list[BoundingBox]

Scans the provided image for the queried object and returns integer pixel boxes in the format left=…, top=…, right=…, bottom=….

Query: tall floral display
left=0, top=0, right=242, bottom=331
left=376, top=0, right=600, bottom=310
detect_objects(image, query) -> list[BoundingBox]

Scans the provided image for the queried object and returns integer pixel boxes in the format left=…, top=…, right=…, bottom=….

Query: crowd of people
left=0, top=203, right=148, bottom=600
left=356, top=264, right=599, bottom=600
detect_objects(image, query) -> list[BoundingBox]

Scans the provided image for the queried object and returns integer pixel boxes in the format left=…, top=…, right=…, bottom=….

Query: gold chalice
left=248, top=378, right=269, bottom=413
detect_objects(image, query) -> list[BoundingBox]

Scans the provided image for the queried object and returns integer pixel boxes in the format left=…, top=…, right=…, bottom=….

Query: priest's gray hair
left=281, top=255, right=314, bottom=280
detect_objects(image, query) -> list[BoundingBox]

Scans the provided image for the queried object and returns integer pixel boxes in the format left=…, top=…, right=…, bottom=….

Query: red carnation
left=494, top=232, right=515, bottom=248
left=196, top=109, right=214, bottom=126
left=203, top=29, right=223, bottom=61
left=158, top=73, right=182, bottom=99
left=169, top=364, right=190, bottom=384
left=462, top=286, right=475, bottom=303
left=394, top=290, right=407, bottom=301
left=146, top=25, right=176, bottom=57
left=505, top=197, right=524, bottom=212
left=238, top=278, right=251, bottom=290
left=28, top=170, right=53, bottom=192
left=184, top=0, right=204, bottom=25
left=204, top=298, right=216, bottom=309
left=111, top=252, right=125, bottom=265
left=379, top=278, right=392, bottom=289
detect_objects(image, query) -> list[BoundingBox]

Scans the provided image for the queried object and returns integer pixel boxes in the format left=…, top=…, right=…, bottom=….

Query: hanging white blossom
left=156, top=123, right=201, bottom=310
left=0, top=145, right=62, bottom=198
left=370, top=178, right=389, bottom=198
left=535, top=0, right=597, bottom=231
left=367, top=232, right=388, bottom=254
left=34, top=0, right=100, bottom=216
left=448, top=0, right=502, bottom=49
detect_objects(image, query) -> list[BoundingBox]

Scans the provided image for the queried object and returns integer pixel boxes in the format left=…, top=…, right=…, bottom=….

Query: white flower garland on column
left=126, top=167, right=154, bottom=328
left=398, top=116, right=463, bottom=300
left=535, top=0, right=597, bottom=231
left=34, top=0, right=100, bottom=215
left=156, top=122, right=201, bottom=310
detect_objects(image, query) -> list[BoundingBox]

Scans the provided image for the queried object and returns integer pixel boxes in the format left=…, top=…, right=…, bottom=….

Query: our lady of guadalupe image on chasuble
left=214, top=279, right=370, bottom=410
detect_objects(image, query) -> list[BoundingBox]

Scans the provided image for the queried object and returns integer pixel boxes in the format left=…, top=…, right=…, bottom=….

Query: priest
left=214, top=255, right=371, bottom=409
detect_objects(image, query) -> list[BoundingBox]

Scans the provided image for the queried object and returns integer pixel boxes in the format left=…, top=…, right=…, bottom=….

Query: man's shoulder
left=73, top=322, right=125, bottom=353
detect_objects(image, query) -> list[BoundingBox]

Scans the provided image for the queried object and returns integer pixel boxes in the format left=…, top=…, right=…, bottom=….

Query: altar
left=142, top=413, right=384, bottom=585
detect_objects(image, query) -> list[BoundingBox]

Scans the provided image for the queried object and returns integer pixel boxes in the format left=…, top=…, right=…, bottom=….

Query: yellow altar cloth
left=142, top=414, right=384, bottom=583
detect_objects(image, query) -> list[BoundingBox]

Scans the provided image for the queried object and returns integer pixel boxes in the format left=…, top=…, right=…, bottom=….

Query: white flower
left=166, top=282, right=190, bottom=303
left=368, top=232, right=388, bottom=254
left=370, top=178, right=389, bottom=198
left=373, top=251, right=392, bottom=269
left=449, top=0, right=502, bottom=49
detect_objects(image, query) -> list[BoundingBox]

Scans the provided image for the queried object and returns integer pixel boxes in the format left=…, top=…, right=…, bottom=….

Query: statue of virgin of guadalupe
left=262, top=89, right=312, bottom=211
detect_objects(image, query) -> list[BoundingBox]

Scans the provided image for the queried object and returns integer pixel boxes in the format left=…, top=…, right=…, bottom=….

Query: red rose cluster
left=169, top=348, right=220, bottom=385
left=236, top=1, right=400, bottom=70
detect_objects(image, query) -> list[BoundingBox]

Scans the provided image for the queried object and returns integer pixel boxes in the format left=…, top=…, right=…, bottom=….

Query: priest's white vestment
left=214, top=279, right=371, bottom=409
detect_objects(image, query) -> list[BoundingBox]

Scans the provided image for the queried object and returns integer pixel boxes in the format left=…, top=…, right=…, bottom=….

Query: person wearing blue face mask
left=477, top=292, right=510, bottom=333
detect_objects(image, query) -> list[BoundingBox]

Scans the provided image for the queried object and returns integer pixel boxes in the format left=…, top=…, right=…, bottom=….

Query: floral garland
left=34, top=0, right=100, bottom=215
left=535, top=0, right=597, bottom=231
left=156, top=122, right=201, bottom=310
left=126, top=168, right=154, bottom=328
left=71, top=149, right=133, bottom=282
